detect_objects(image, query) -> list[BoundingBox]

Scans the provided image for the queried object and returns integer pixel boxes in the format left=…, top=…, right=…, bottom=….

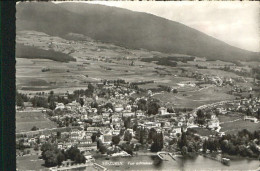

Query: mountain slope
left=16, top=2, right=260, bottom=62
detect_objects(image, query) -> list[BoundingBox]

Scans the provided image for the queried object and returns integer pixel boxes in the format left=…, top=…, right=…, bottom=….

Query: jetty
left=49, top=163, right=93, bottom=171
left=93, top=163, right=108, bottom=171
left=49, top=162, right=108, bottom=171
left=157, top=152, right=176, bottom=161
left=201, top=153, right=230, bottom=166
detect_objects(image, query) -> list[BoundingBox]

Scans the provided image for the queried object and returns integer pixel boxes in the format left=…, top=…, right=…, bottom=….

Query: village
left=15, top=78, right=260, bottom=170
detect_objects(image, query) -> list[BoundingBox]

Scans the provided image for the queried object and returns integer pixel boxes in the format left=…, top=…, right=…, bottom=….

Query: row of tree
left=135, top=127, right=164, bottom=152
left=136, top=98, right=161, bottom=115
left=202, top=129, right=260, bottom=158
left=16, top=83, right=95, bottom=109
left=196, top=109, right=212, bottom=125
left=41, top=143, right=86, bottom=167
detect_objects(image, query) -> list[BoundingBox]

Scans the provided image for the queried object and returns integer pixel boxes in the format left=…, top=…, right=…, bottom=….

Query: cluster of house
left=17, top=92, right=198, bottom=159
left=193, top=97, right=260, bottom=134
left=20, top=82, right=260, bottom=160
left=230, top=85, right=253, bottom=94
left=206, top=114, right=220, bottom=130
left=197, top=75, right=236, bottom=87
left=180, top=70, right=237, bottom=87
left=216, top=98, right=260, bottom=120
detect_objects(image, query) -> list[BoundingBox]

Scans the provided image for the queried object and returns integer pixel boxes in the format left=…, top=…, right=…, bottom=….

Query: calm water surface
left=93, top=155, right=259, bottom=171
left=73, top=155, right=259, bottom=171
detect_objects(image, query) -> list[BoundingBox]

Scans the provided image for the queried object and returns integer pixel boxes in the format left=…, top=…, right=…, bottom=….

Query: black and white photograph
left=15, top=1, right=260, bottom=171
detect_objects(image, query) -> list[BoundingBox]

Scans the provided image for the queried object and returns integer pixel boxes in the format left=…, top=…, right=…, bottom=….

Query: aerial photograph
left=15, top=1, right=260, bottom=171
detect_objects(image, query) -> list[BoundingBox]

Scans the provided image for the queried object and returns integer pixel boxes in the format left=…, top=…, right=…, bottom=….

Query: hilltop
left=16, top=2, right=259, bottom=62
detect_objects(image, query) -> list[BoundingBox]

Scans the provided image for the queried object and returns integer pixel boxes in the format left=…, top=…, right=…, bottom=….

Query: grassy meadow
left=16, top=111, right=57, bottom=133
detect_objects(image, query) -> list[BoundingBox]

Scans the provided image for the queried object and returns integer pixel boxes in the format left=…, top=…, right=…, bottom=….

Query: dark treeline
left=41, top=143, right=85, bottom=167
left=16, top=83, right=95, bottom=109
left=16, top=43, right=76, bottom=62
left=135, top=127, right=164, bottom=152
left=136, top=98, right=160, bottom=116
left=141, top=56, right=195, bottom=67
left=203, top=129, right=260, bottom=159
left=16, top=90, right=30, bottom=107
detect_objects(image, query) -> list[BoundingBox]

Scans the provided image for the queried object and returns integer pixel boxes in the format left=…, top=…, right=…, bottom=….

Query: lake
left=92, top=154, right=259, bottom=171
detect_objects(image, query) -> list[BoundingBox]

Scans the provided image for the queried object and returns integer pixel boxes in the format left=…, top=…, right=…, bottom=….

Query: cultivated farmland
left=16, top=111, right=57, bottom=133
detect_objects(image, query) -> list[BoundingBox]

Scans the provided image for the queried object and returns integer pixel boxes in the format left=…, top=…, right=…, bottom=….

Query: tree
left=91, top=133, right=97, bottom=143
left=139, top=127, right=145, bottom=144
left=41, top=142, right=56, bottom=157
left=50, top=91, right=54, bottom=96
left=124, top=117, right=131, bottom=129
left=88, top=83, right=94, bottom=92
left=56, top=152, right=65, bottom=166
left=207, top=139, right=218, bottom=152
left=34, top=144, right=39, bottom=151
left=67, top=146, right=81, bottom=161
left=112, top=135, right=120, bottom=145
left=49, top=98, right=56, bottom=110
left=158, top=132, right=164, bottom=151
left=133, top=123, right=138, bottom=132
left=74, top=153, right=86, bottom=164
left=137, top=99, right=147, bottom=111
left=167, top=108, right=174, bottom=113
left=150, top=132, right=164, bottom=152
left=203, top=140, right=208, bottom=153
left=99, top=144, right=108, bottom=154
left=31, top=96, right=48, bottom=108
left=84, top=84, right=95, bottom=97
left=96, top=139, right=108, bottom=154
left=148, top=128, right=157, bottom=144
left=181, top=146, right=188, bottom=155
left=257, top=108, right=260, bottom=119
left=173, top=89, right=178, bottom=93
left=238, top=145, right=248, bottom=157
left=120, top=142, right=134, bottom=155
left=57, top=132, right=61, bottom=139
left=246, top=108, right=252, bottom=116
left=91, top=102, right=98, bottom=108
left=206, top=113, right=211, bottom=119
left=124, top=130, right=132, bottom=142
left=79, top=98, right=84, bottom=107
left=196, top=109, right=206, bottom=125
left=44, top=150, right=58, bottom=167
left=178, top=133, right=187, bottom=149
left=16, top=94, right=24, bottom=107
left=119, top=128, right=125, bottom=136
left=147, top=101, right=160, bottom=115
left=84, top=124, right=89, bottom=131
left=31, top=126, right=39, bottom=131
left=249, top=143, right=260, bottom=155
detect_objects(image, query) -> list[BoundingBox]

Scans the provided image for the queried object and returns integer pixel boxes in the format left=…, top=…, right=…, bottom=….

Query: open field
left=188, top=60, right=235, bottom=68
left=220, top=120, right=260, bottom=134
left=16, top=111, right=57, bottom=133
left=16, top=30, right=249, bottom=97
left=153, top=86, right=235, bottom=109
left=16, top=154, right=48, bottom=171
left=218, top=113, right=243, bottom=123
left=16, top=53, right=194, bottom=95
left=218, top=112, right=260, bottom=134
